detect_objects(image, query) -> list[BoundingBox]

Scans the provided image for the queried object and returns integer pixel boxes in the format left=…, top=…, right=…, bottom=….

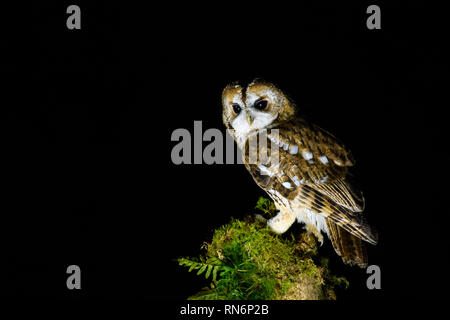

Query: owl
left=222, top=79, right=377, bottom=268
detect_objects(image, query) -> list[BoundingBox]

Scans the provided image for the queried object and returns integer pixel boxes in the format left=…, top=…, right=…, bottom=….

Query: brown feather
left=326, top=220, right=368, bottom=268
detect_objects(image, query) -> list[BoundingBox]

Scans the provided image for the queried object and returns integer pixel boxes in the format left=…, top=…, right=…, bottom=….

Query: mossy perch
left=178, top=197, right=348, bottom=300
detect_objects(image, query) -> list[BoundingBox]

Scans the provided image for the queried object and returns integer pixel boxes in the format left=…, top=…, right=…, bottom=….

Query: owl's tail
left=326, top=220, right=368, bottom=268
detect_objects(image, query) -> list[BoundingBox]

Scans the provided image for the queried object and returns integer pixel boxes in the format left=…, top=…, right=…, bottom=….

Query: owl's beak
left=246, top=112, right=254, bottom=126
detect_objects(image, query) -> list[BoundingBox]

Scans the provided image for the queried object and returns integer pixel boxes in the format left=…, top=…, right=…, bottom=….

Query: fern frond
left=177, top=256, right=224, bottom=280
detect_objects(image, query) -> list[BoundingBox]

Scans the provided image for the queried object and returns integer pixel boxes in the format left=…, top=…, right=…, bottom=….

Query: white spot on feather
left=319, top=155, right=329, bottom=164
left=292, top=176, right=300, bottom=187
left=258, top=164, right=274, bottom=177
left=282, top=182, right=292, bottom=189
left=289, top=145, right=298, bottom=154
left=301, top=150, right=313, bottom=160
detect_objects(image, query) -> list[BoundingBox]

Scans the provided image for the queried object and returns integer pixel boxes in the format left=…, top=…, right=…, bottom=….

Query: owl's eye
left=232, top=104, right=241, bottom=114
left=254, top=100, right=268, bottom=111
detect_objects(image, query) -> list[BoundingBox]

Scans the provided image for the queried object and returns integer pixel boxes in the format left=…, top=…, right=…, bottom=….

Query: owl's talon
left=305, top=224, right=324, bottom=245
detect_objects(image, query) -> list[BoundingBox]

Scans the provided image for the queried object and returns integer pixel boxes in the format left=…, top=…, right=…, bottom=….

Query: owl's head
left=222, top=79, right=295, bottom=144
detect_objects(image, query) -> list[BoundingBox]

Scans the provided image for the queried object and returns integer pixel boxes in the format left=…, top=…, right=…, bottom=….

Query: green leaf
left=205, top=264, right=213, bottom=279
left=206, top=257, right=216, bottom=264
left=188, top=264, right=197, bottom=272
left=212, top=266, right=219, bottom=282
left=197, top=264, right=207, bottom=275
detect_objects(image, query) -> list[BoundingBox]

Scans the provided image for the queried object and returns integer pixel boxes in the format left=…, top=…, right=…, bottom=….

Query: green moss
left=254, top=196, right=277, bottom=216
left=177, top=197, right=348, bottom=300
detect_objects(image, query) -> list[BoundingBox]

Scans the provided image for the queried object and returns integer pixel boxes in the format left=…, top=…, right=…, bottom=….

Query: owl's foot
left=305, top=224, right=324, bottom=246
left=267, top=210, right=296, bottom=234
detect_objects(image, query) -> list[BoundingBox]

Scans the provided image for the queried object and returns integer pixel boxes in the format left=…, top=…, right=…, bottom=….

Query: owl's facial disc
left=222, top=80, right=290, bottom=146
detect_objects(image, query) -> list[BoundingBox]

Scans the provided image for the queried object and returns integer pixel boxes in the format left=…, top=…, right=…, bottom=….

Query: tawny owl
left=222, top=79, right=377, bottom=268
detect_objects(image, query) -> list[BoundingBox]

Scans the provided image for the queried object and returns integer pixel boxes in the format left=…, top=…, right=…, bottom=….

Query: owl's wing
left=270, top=121, right=365, bottom=212
left=243, top=122, right=377, bottom=245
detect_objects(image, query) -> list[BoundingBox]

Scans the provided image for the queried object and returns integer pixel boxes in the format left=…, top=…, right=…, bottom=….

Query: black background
left=2, top=1, right=449, bottom=301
